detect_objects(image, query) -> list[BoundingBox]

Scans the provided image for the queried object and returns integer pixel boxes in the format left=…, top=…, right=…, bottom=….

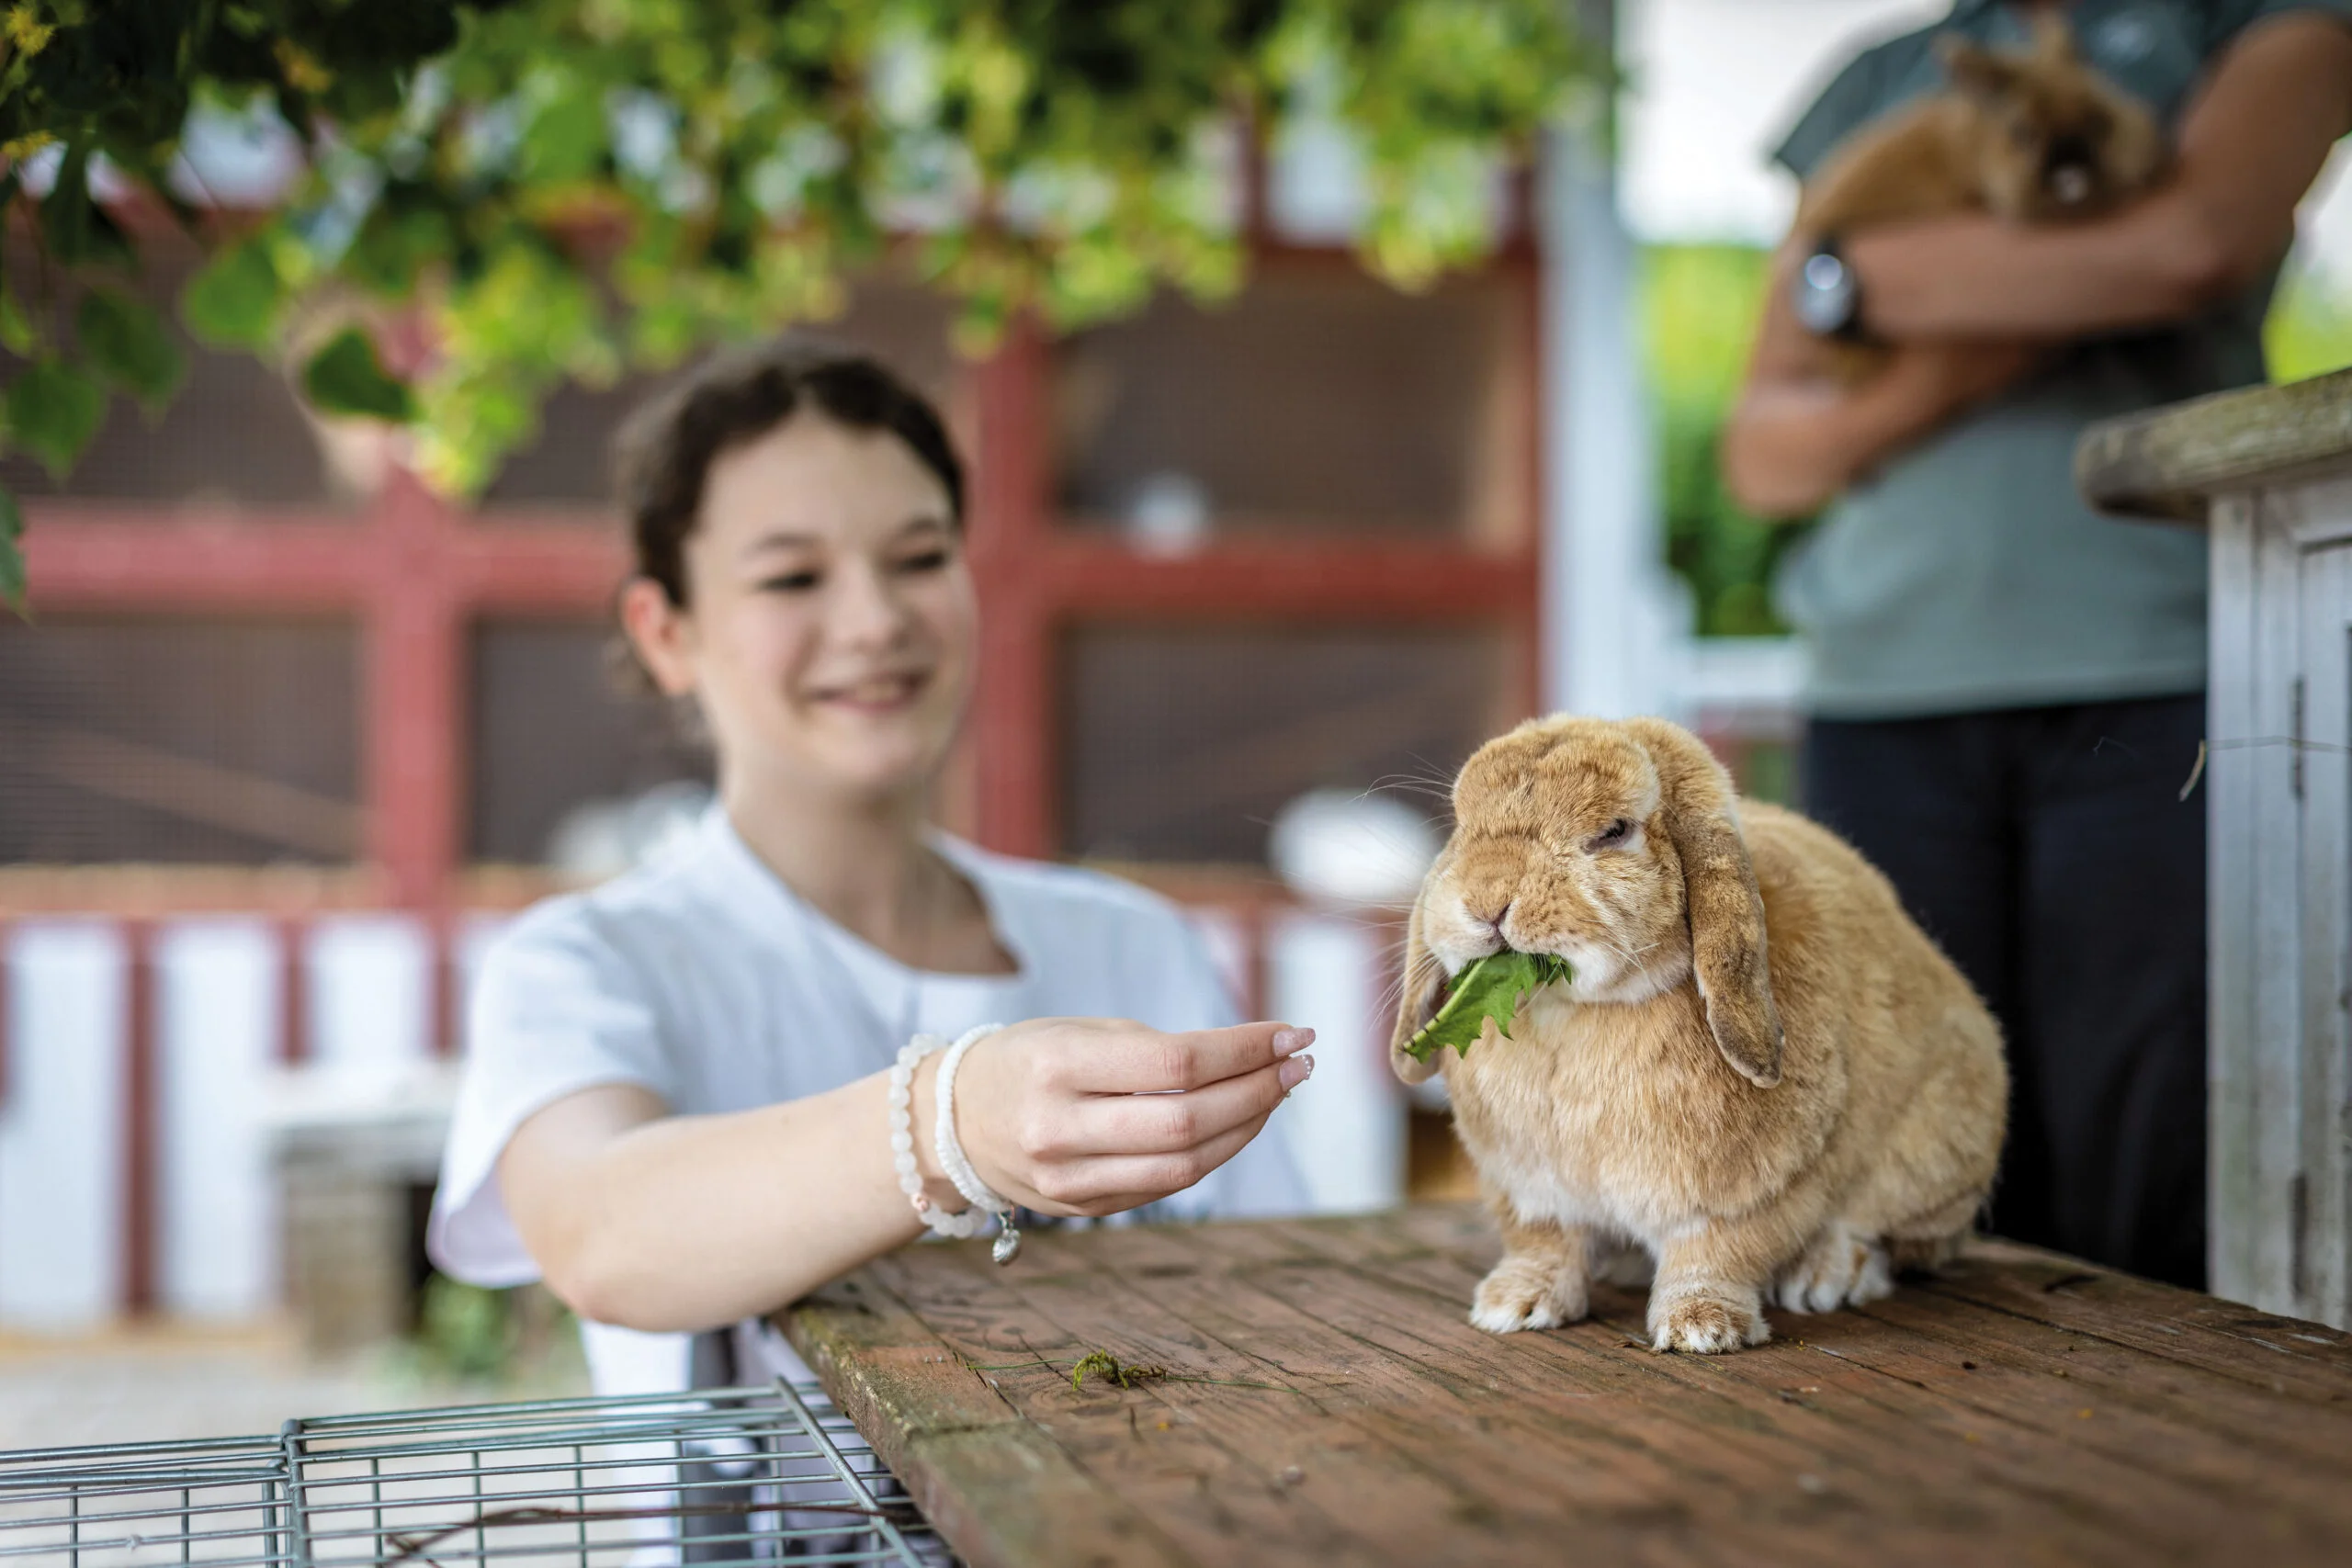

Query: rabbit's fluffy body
left=1394, top=716, right=2006, bottom=1354
left=1794, top=16, right=2165, bottom=382
left=1798, top=18, right=2163, bottom=235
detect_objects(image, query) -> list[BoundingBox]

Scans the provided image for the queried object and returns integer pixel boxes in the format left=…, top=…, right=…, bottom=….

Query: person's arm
left=1719, top=241, right=2039, bottom=518
left=500, top=1016, right=1312, bottom=1331
left=1849, top=12, right=2352, bottom=340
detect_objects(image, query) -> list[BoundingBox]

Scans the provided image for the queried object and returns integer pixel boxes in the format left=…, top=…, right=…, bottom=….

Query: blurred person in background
left=1722, top=0, right=2352, bottom=1289
left=426, top=339, right=1307, bottom=1398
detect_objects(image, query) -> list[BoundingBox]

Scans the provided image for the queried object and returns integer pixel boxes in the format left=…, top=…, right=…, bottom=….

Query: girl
left=427, top=337, right=1312, bottom=1396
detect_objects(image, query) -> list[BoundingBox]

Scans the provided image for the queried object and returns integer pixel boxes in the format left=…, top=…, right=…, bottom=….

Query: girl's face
left=623, top=412, right=975, bottom=807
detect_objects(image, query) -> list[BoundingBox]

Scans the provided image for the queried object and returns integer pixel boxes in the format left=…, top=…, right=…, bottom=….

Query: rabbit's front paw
left=1646, top=1285, right=1770, bottom=1354
left=1469, top=1255, right=1589, bottom=1334
left=1774, top=1224, right=1894, bottom=1314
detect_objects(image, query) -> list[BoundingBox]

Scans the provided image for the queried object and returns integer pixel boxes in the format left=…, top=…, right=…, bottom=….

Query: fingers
left=1033, top=1110, right=1278, bottom=1216
left=1061, top=1021, right=1316, bottom=1094
left=1065, top=1055, right=1311, bottom=1156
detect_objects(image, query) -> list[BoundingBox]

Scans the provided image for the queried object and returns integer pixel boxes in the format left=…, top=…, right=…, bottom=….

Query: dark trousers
left=1802, top=694, right=2207, bottom=1289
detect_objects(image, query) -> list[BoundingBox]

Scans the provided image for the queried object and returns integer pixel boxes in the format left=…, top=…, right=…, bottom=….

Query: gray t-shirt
left=1770, top=0, right=2352, bottom=719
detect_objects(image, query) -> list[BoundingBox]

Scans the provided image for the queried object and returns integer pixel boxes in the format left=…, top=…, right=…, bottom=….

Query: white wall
left=157, top=919, right=279, bottom=1320
left=0, top=923, right=126, bottom=1330
left=0, top=911, right=456, bottom=1330
left=307, top=915, right=434, bottom=1078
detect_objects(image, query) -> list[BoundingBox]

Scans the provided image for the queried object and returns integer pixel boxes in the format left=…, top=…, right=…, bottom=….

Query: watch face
left=1794, top=250, right=1856, bottom=334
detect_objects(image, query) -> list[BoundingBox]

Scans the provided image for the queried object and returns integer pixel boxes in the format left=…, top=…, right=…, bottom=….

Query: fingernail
left=1279, top=1054, right=1314, bottom=1090
left=1273, top=1026, right=1317, bottom=1056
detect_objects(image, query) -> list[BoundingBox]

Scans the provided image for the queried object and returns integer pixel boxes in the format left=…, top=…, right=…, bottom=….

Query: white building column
left=1543, top=0, right=1691, bottom=721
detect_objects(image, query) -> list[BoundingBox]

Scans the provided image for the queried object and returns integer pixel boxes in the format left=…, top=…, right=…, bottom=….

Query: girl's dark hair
left=612, top=333, right=965, bottom=605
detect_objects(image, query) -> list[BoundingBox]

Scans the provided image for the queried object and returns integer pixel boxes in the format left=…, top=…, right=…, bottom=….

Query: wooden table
left=781, top=1204, right=2352, bottom=1567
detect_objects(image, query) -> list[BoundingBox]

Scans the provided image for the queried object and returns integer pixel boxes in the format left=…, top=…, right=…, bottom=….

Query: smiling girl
left=426, top=338, right=1311, bottom=1396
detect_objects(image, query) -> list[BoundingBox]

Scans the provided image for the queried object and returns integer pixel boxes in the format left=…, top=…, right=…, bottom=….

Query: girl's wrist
left=906, top=1051, right=969, bottom=1213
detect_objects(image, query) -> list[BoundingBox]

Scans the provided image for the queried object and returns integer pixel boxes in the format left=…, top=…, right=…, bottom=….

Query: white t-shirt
left=427, top=806, right=1306, bottom=1393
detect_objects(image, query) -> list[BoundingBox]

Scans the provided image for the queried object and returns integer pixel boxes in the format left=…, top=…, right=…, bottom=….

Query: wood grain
left=780, top=1206, right=2352, bottom=1567
left=2074, top=367, right=2352, bottom=521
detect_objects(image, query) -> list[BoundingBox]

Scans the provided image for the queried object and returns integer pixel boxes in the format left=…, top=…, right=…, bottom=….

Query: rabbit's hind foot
left=1773, top=1222, right=1894, bottom=1314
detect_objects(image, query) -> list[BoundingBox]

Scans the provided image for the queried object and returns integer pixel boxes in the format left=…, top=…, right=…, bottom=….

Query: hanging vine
left=0, top=0, right=1601, bottom=606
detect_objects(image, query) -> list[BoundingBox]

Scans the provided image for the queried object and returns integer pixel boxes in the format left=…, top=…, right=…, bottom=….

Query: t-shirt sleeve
left=2204, top=0, right=2352, bottom=51
left=1771, top=46, right=1890, bottom=181
left=426, top=904, right=678, bottom=1288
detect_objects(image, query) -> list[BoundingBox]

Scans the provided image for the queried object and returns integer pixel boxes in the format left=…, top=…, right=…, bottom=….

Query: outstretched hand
left=935, top=1018, right=1315, bottom=1219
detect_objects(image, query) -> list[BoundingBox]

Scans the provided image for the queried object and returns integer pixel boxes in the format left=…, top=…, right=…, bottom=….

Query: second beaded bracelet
left=888, top=1033, right=988, bottom=1240
left=933, top=1022, right=1021, bottom=1263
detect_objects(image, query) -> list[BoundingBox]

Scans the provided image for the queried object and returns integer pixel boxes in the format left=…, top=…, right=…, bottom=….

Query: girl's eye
left=1586, top=818, right=1634, bottom=852
left=758, top=570, right=821, bottom=592
left=895, top=548, right=952, bottom=573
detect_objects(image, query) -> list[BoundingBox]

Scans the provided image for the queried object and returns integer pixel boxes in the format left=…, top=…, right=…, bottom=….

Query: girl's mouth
left=810, top=671, right=929, bottom=714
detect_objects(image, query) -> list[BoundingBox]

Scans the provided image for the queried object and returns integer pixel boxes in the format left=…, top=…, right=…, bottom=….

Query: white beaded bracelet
left=888, top=1033, right=989, bottom=1239
left=933, top=1023, right=1021, bottom=1263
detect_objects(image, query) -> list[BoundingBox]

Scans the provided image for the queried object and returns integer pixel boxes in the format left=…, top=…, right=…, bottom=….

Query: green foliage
left=75, top=288, right=186, bottom=414
left=1641, top=243, right=1803, bottom=638
left=2266, top=264, right=2352, bottom=386
left=0, top=486, right=22, bottom=611
left=4, top=355, right=103, bottom=476
left=182, top=235, right=291, bottom=350
left=0, top=0, right=1600, bottom=604
left=1400, top=949, right=1570, bottom=1065
left=413, top=1273, right=516, bottom=1383
left=302, top=325, right=417, bottom=421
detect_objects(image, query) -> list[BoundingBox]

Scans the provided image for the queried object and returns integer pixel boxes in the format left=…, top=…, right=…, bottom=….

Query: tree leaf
left=182, top=236, right=288, bottom=350
left=4, top=359, right=108, bottom=479
left=76, top=288, right=187, bottom=415
left=0, top=283, right=35, bottom=357
left=38, top=145, right=134, bottom=269
left=300, top=326, right=415, bottom=422
left=0, top=485, right=25, bottom=617
left=1401, top=951, right=1573, bottom=1065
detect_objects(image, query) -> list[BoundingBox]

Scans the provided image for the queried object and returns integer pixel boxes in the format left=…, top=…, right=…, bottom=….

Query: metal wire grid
left=0, top=1382, right=944, bottom=1567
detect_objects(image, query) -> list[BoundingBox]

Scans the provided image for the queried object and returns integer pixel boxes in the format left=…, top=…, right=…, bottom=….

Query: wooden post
left=2078, top=366, right=2352, bottom=1327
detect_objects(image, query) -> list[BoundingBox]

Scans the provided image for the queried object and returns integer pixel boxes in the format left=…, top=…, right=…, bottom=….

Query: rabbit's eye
left=1586, top=818, right=1634, bottom=852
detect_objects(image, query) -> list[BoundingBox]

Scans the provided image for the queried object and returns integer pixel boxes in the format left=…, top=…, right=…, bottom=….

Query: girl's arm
left=1847, top=13, right=2352, bottom=340
left=499, top=1018, right=1311, bottom=1331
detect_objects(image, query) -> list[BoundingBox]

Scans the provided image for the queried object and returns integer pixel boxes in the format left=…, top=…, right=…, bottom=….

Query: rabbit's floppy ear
left=1621, top=718, right=1784, bottom=1088
left=1388, top=879, right=1445, bottom=1087
left=1938, top=34, right=2018, bottom=99
left=2028, top=11, right=2076, bottom=62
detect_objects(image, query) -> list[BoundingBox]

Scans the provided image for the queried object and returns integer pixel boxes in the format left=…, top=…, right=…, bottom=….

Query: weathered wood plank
left=1919, top=1242, right=2352, bottom=1401
left=1245, top=1237, right=2268, bottom=1565
left=784, top=1211, right=2352, bottom=1567
left=2074, top=366, right=2352, bottom=520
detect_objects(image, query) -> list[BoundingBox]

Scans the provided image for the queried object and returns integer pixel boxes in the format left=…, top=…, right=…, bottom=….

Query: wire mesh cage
left=0, top=1382, right=944, bottom=1566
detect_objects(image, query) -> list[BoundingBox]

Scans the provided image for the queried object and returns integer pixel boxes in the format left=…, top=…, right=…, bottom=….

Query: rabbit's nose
left=1481, top=899, right=1516, bottom=939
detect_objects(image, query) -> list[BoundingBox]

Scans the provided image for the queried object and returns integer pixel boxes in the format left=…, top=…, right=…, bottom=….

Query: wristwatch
left=1792, top=236, right=1867, bottom=342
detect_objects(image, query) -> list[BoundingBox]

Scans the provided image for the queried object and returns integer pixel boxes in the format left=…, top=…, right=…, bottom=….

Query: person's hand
left=919, top=1018, right=1315, bottom=1219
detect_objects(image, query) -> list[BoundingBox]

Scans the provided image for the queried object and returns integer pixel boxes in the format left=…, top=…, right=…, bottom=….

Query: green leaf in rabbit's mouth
left=1402, top=950, right=1573, bottom=1065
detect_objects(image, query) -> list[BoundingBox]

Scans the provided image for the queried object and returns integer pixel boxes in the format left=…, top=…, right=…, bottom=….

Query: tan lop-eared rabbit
left=1391, top=716, right=2007, bottom=1354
